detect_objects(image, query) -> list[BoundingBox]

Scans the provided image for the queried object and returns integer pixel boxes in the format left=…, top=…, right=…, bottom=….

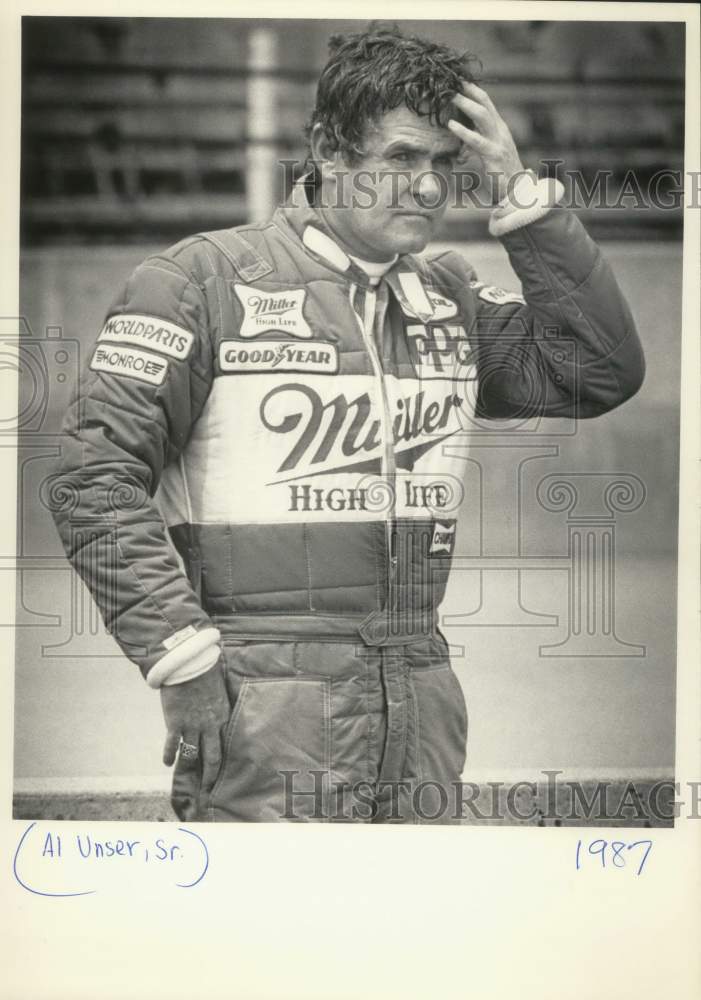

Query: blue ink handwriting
left=13, top=823, right=209, bottom=896
left=575, top=837, right=652, bottom=875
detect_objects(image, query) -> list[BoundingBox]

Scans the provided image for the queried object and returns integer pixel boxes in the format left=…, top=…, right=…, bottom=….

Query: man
left=52, top=27, right=644, bottom=823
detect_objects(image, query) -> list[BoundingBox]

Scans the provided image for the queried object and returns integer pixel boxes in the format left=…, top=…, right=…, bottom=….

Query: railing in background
left=20, top=18, right=685, bottom=244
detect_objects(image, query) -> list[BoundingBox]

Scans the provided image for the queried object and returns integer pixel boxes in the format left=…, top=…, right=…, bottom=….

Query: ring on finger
left=179, top=740, right=199, bottom=761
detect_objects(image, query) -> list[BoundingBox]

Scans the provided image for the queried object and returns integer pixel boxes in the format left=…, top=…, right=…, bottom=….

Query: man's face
left=319, top=105, right=462, bottom=262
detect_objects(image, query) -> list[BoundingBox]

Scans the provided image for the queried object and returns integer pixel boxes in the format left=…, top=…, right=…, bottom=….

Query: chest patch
left=397, top=272, right=459, bottom=321
left=233, top=284, right=313, bottom=339
left=219, top=340, right=339, bottom=374
left=430, top=521, right=456, bottom=556
left=406, top=324, right=477, bottom=381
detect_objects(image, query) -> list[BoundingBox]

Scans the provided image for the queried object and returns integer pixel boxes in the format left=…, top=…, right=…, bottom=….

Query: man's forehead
left=364, top=105, right=461, bottom=155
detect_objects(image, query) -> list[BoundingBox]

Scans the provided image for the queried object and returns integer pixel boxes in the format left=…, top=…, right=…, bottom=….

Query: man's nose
left=413, top=169, right=444, bottom=208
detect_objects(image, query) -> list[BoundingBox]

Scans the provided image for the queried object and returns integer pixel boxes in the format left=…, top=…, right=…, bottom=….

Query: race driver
left=51, top=27, right=645, bottom=823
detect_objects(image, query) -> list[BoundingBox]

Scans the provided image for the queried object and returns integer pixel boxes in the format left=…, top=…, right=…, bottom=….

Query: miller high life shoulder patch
left=233, top=284, right=313, bottom=339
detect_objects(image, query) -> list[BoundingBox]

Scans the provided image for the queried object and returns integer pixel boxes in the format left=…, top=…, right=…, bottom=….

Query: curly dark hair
left=305, top=24, right=480, bottom=164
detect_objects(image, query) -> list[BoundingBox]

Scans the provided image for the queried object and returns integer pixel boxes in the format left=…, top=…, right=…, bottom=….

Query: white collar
left=302, top=225, right=397, bottom=283
left=302, top=226, right=352, bottom=271
left=348, top=254, right=398, bottom=285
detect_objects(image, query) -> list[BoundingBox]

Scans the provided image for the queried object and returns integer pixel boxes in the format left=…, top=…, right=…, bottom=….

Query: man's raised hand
left=448, top=81, right=525, bottom=202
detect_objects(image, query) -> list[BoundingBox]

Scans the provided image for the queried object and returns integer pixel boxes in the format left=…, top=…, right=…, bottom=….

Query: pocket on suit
left=208, top=673, right=331, bottom=822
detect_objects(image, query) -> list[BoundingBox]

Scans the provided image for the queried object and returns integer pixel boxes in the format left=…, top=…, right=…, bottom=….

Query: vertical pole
left=247, top=27, right=278, bottom=223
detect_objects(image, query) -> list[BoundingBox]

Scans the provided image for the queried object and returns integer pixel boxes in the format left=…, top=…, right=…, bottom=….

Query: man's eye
left=391, top=152, right=414, bottom=164
left=434, top=155, right=456, bottom=169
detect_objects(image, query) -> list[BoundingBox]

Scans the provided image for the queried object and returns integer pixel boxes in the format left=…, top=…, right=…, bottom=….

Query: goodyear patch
left=98, top=314, right=194, bottom=359
left=219, top=340, right=338, bottom=374
left=470, top=281, right=525, bottom=306
left=233, top=284, right=313, bottom=339
left=90, top=345, right=169, bottom=385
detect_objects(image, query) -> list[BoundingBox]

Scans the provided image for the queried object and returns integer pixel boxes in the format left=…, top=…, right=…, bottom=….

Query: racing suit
left=51, top=174, right=645, bottom=823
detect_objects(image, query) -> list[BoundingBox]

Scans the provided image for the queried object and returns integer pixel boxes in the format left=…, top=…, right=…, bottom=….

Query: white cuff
left=146, top=627, right=221, bottom=689
left=161, top=643, right=222, bottom=686
left=489, top=173, right=566, bottom=238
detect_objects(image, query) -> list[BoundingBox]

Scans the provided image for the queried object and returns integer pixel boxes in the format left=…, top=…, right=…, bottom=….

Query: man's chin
left=391, top=234, right=432, bottom=255
left=379, top=230, right=432, bottom=256
left=384, top=217, right=438, bottom=255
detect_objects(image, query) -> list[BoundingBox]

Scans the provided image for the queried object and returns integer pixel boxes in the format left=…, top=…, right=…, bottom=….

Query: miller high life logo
left=234, top=284, right=313, bottom=339
left=259, top=383, right=463, bottom=481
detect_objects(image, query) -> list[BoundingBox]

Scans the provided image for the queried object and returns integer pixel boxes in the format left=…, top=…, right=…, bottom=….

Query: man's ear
left=309, top=123, right=341, bottom=174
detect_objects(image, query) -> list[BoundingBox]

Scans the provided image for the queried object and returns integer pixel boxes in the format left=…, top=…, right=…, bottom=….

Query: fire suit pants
left=171, top=634, right=468, bottom=823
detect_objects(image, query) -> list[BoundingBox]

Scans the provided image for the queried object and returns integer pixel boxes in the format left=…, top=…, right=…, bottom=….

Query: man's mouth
left=394, top=210, right=434, bottom=219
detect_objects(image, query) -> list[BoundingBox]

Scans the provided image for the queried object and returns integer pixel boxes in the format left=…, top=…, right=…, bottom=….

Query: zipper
left=349, top=284, right=398, bottom=603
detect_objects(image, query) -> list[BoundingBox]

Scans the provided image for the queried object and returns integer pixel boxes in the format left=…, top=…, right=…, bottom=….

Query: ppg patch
left=429, top=521, right=456, bottom=556
left=98, top=314, right=194, bottom=359
left=90, top=345, right=169, bottom=385
left=406, top=324, right=476, bottom=381
left=233, top=284, right=313, bottom=339
left=470, top=281, right=525, bottom=306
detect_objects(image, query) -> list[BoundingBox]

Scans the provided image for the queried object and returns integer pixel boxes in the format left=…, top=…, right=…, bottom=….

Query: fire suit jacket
left=52, top=182, right=645, bottom=684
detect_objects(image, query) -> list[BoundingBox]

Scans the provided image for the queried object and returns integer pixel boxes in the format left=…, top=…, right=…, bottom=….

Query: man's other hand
left=160, top=660, right=230, bottom=794
left=448, top=81, right=525, bottom=202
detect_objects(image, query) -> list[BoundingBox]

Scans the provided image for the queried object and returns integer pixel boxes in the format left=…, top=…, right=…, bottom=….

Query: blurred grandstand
left=21, top=17, right=684, bottom=244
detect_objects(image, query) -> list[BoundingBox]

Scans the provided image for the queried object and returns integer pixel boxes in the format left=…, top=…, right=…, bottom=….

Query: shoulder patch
left=470, top=281, right=525, bottom=306
left=90, top=345, right=169, bottom=386
left=98, top=314, right=194, bottom=359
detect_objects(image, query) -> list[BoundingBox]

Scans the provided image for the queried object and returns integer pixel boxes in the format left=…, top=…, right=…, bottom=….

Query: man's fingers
left=162, top=729, right=180, bottom=767
left=200, top=730, right=223, bottom=794
left=460, top=80, right=497, bottom=113
left=451, top=92, right=492, bottom=129
left=447, top=119, right=491, bottom=153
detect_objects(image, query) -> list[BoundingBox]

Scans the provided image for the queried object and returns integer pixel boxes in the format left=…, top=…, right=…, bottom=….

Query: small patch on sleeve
left=470, top=281, right=525, bottom=306
left=162, top=625, right=198, bottom=650
left=98, top=314, right=195, bottom=359
left=90, top=345, right=169, bottom=385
